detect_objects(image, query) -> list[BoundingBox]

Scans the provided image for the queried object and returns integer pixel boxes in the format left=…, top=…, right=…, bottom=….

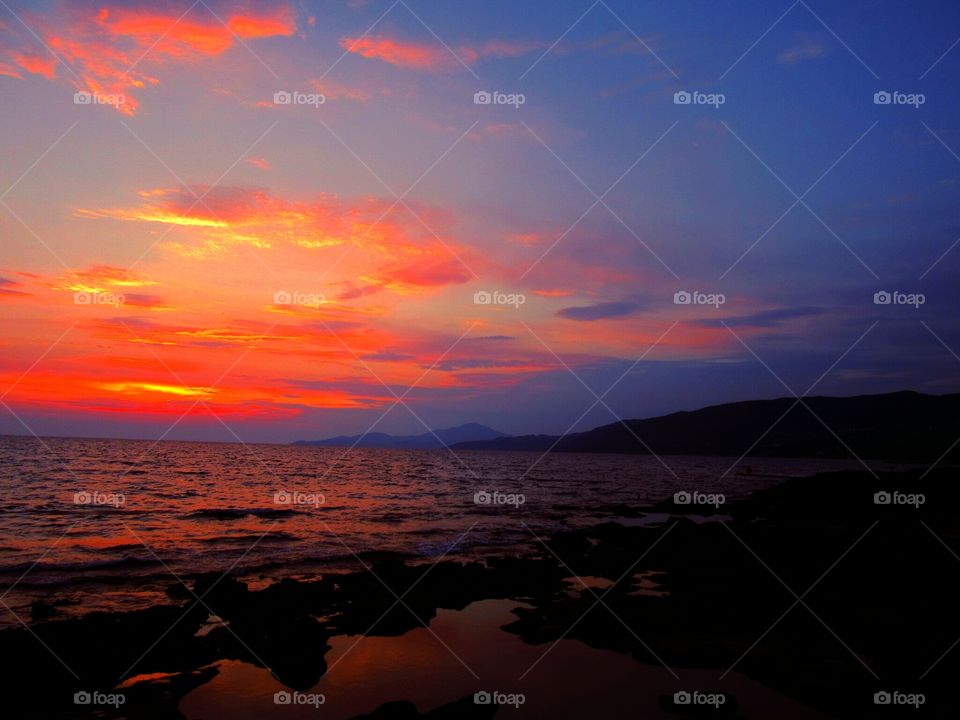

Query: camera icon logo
left=874, top=691, right=891, bottom=705
left=873, top=290, right=891, bottom=305
left=474, top=490, right=492, bottom=505
left=274, top=91, right=292, bottom=105
left=474, top=691, right=492, bottom=704
left=74, top=491, right=92, bottom=504
left=73, top=691, right=91, bottom=705
left=73, top=291, right=91, bottom=305
left=673, top=491, right=691, bottom=505
left=274, top=491, right=293, bottom=505
left=673, top=290, right=692, bottom=305
left=474, top=290, right=492, bottom=305
left=273, top=290, right=292, bottom=305
left=874, top=491, right=891, bottom=505
left=873, top=91, right=892, bottom=105
left=74, top=91, right=92, bottom=105
left=673, top=691, right=691, bottom=705
left=673, top=91, right=691, bottom=105
left=474, top=91, right=492, bottom=105
left=274, top=691, right=292, bottom=705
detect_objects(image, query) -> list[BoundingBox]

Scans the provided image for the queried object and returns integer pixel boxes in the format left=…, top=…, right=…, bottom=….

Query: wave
left=0, top=555, right=163, bottom=576
left=184, top=508, right=297, bottom=521
left=198, top=531, right=301, bottom=544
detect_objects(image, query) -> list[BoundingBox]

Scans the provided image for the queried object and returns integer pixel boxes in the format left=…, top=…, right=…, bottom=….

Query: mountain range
left=293, top=422, right=508, bottom=449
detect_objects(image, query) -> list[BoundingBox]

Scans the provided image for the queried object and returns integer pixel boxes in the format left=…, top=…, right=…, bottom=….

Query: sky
left=1, top=0, right=959, bottom=443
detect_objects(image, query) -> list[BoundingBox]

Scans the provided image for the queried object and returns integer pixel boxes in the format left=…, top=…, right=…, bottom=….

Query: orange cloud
left=76, top=265, right=156, bottom=288
left=96, top=380, right=215, bottom=398
left=49, top=265, right=157, bottom=294
left=78, top=186, right=478, bottom=294
left=94, top=4, right=295, bottom=55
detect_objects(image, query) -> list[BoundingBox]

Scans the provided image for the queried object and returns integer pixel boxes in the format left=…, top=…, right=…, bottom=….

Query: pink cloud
left=339, top=35, right=541, bottom=72
left=246, top=157, right=271, bottom=171
left=0, top=1, right=297, bottom=114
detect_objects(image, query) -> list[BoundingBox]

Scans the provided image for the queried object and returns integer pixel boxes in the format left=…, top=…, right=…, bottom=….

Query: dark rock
left=349, top=694, right=499, bottom=719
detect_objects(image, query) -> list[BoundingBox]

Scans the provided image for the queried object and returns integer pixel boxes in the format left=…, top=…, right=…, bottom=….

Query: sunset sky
left=1, top=0, right=959, bottom=442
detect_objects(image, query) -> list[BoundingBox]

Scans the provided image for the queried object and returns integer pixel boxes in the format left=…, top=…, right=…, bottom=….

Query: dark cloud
left=362, top=351, right=415, bottom=362
left=0, top=276, right=28, bottom=297
left=692, top=306, right=824, bottom=329
left=557, top=301, right=640, bottom=321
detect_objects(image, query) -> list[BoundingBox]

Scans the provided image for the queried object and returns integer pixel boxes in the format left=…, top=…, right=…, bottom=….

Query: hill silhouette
left=452, top=391, right=960, bottom=462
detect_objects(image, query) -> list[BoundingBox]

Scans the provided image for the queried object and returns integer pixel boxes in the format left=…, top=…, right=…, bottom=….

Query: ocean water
left=0, top=435, right=877, bottom=626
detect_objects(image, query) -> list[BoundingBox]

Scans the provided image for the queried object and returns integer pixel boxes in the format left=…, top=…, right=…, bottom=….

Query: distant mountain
left=451, top=391, right=960, bottom=462
left=294, top=422, right=509, bottom=450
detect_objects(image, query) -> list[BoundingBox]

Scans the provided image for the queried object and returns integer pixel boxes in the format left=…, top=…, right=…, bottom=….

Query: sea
left=0, top=435, right=888, bottom=627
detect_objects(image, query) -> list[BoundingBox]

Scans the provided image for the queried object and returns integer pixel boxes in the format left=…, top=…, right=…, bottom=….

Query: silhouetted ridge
left=452, top=391, right=960, bottom=462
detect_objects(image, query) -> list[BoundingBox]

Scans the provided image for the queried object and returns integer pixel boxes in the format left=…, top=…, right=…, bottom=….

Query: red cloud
left=367, top=254, right=472, bottom=292
left=9, top=50, right=57, bottom=79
